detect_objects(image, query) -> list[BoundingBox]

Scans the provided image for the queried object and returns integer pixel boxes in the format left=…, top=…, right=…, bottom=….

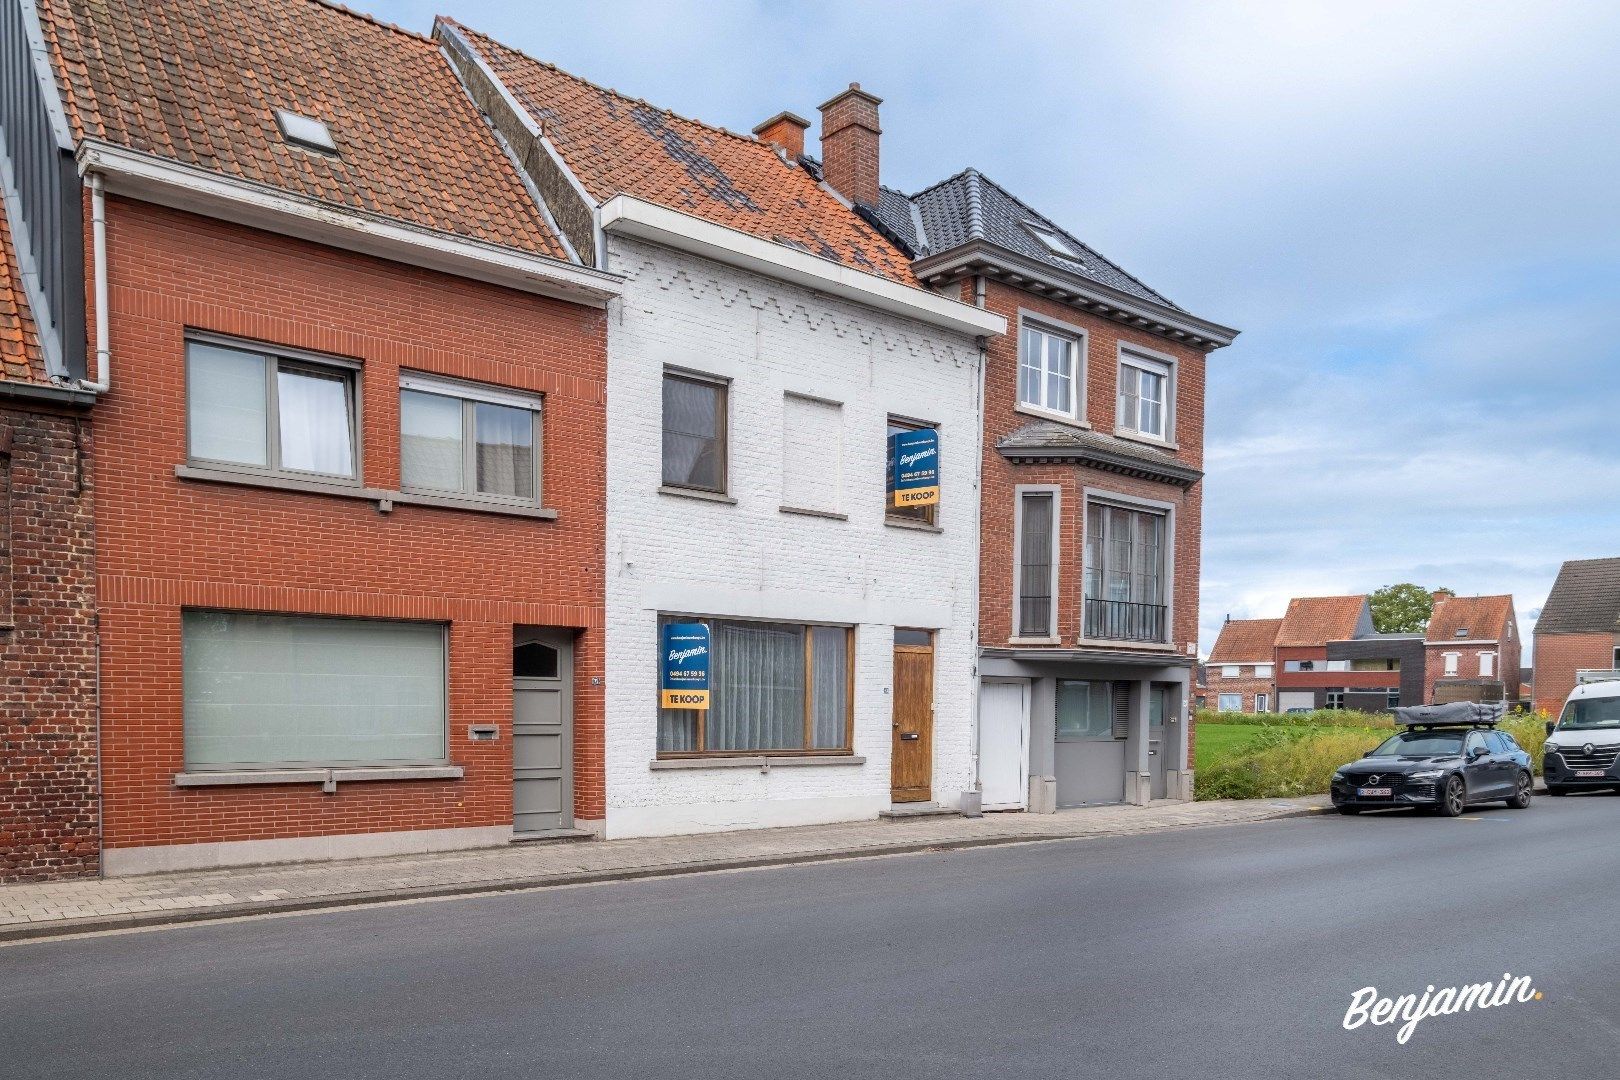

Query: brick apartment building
left=1272, top=596, right=1422, bottom=713
left=0, top=152, right=99, bottom=880
left=851, top=166, right=1238, bottom=807
left=1533, top=557, right=1620, bottom=715
left=1207, top=618, right=1282, bottom=712
left=3, top=0, right=623, bottom=874
left=1424, top=593, right=1521, bottom=705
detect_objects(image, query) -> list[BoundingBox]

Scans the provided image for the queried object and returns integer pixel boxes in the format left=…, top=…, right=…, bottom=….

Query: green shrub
left=1504, top=709, right=1552, bottom=775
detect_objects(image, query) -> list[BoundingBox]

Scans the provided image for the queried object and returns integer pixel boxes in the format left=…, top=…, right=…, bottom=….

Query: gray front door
left=513, top=629, right=573, bottom=835
left=1148, top=684, right=1168, bottom=800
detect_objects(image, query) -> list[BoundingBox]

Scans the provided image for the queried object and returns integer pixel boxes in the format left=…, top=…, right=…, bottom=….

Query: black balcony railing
left=1084, top=599, right=1168, bottom=643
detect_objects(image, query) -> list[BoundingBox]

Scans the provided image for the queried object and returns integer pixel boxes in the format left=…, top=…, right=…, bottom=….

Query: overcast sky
left=373, top=0, right=1620, bottom=657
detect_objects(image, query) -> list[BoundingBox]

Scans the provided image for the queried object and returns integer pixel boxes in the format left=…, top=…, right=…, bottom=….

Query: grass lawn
left=1193, top=722, right=1269, bottom=773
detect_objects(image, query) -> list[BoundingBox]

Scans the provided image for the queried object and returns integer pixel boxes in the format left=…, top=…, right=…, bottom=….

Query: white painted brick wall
left=601, top=237, right=983, bottom=838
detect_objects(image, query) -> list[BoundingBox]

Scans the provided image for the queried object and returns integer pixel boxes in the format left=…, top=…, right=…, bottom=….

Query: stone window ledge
left=174, top=765, right=464, bottom=788
left=650, top=755, right=866, bottom=771
left=883, top=517, right=943, bottom=534
left=658, top=484, right=737, bottom=505
left=176, top=465, right=557, bottom=520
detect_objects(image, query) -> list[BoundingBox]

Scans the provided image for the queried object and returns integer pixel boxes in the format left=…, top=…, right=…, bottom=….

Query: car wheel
left=1547, top=785, right=1570, bottom=796
left=1506, top=771, right=1533, bottom=809
left=1337, top=806, right=1361, bottom=815
left=1439, top=775, right=1467, bottom=817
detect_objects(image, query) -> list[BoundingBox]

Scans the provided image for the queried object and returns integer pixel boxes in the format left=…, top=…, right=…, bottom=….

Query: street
left=3, top=795, right=1615, bottom=1080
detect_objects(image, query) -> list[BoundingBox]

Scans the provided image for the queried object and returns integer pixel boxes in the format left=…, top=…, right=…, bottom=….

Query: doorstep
left=509, top=828, right=595, bottom=845
left=878, top=803, right=964, bottom=820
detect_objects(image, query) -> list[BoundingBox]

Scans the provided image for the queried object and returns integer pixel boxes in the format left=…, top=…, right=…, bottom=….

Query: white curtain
left=277, top=367, right=353, bottom=476
left=475, top=402, right=535, bottom=499
left=709, top=622, right=805, bottom=751
left=400, top=390, right=463, bottom=491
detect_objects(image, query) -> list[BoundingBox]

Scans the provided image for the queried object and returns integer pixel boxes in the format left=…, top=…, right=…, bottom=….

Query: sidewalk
left=0, top=797, right=1328, bottom=942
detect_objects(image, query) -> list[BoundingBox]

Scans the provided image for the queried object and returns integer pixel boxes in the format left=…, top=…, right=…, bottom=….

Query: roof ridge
left=310, top=0, right=431, bottom=43
left=904, top=166, right=979, bottom=201
left=442, top=17, right=766, bottom=151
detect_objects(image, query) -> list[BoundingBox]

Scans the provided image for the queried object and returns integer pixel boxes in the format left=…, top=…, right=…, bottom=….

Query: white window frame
left=1254, top=663, right=1274, bottom=679
left=1443, top=652, right=1461, bottom=676
left=185, top=334, right=362, bottom=484
left=1217, top=694, right=1243, bottom=713
left=1116, top=345, right=1177, bottom=443
left=1012, top=485, right=1062, bottom=641
left=1479, top=651, right=1496, bottom=677
left=1220, top=665, right=1240, bottom=679
left=1016, top=312, right=1087, bottom=423
left=399, top=372, right=543, bottom=507
left=1254, top=693, right=1270, bottom=713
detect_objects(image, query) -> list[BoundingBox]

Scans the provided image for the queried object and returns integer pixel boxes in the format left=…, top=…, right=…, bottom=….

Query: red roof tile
left=1208, top=618, right=1283, bottom=663
left=38, top=0, right=569, bottom=261
left=446, top=19, right=921, bottom=287
left=1276, top=596, right=1368, bottom=647
left=0, top=199, right=47, bottom=386
left=1426, top=594, right=1513, bottom=643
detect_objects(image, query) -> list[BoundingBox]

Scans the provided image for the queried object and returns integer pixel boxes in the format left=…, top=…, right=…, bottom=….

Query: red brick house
left=1207, top=618, right=1282, bottom=712
left=1424, top=593, right=1521, bottom=705
left=845, top=160, right=1238, bottom=806
left=5, top=0, right=621, bottom=874
left=1532, top=557, right=1620, bottom=715
left=0, top=188, right=99, bottom=881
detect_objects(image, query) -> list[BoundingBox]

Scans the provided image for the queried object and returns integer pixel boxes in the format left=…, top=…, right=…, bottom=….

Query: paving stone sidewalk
left=0, top=796, right=1328, bottom=941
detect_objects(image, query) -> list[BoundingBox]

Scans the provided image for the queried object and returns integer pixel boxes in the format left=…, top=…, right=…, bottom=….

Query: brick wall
left=0, top=402, right=98, bottom=881
left=1205, top=670, right=1275, bottom=712
left=1534, top=631, right=1615, bottom=715
left=971, top=280, right=1206, bottom=765
left=94, top=198, right=607, bottom=853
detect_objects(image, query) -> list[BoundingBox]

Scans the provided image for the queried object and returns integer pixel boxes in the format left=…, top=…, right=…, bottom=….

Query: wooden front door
left=891, top=632, right=935, bottom=803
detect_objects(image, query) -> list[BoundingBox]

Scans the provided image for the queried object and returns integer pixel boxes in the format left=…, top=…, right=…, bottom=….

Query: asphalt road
left=5, top=793, right=1618, bottom=1080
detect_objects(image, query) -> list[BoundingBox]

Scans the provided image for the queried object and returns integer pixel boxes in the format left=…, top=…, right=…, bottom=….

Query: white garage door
left=1278, top=691, right=1316, bottom=714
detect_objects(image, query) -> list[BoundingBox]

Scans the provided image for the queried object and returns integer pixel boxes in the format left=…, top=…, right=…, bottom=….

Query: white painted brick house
left=600, top=229, right=995, bottom=836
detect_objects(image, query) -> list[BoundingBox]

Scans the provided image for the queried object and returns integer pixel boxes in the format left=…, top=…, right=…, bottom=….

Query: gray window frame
left=886, top=413, right=940, bottom=527
left=185, top=333, right=363, bottom=485
left=180, top=610, right=450, bottom=772
left=1012, top=485, right=1061, bottom=640
left=661, top=367, right=730, bottom=495
left=398, top=373, right=544, bottom=508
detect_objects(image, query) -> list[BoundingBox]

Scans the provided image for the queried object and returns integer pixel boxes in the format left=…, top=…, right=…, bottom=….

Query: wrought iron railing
left=1083, top=599, right=1168, bottom=643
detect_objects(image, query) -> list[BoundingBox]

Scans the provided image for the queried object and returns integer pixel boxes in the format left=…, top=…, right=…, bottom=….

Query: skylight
left=1023, top=221, right=1085, bottom=263
left=1454, top=628, right=1469, bottom=637
left=275, top=109, right=337, bottom=153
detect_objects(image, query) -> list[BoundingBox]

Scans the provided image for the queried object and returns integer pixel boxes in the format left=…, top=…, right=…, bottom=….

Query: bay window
left=400, top=374, right=541, bottom=504
left=1083, top=500, right=1168, bottom=643
left=182, top=611, right=446, bottom=770
left=656, top=616, right=853, bottom=755
left=187, top=339, right=358, bottom=480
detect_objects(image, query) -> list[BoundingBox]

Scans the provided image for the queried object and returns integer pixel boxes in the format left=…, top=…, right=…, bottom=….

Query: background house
left=1532, top=557, right=1620, bottom=714
left=1424, top=593, right=1520, bottom=704
left=1206, top=617, right=1281, bottom=712
left=1272, top=595, right=1420, bottom=712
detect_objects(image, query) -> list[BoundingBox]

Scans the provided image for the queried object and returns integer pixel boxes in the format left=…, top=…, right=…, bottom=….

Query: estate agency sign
left=888, top=427, right=940, bottom=508
left=660, top=622, right=711, bottom=709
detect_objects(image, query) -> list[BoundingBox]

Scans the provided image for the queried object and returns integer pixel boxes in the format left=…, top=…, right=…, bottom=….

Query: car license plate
left=1577, top=770, right=1605, bottom=778
left=1357, top=787, right=1393, bottom=797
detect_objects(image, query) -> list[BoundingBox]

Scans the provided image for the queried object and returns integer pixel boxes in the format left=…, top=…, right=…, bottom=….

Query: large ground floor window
left=657, top=616, right=853, bottom=755
left=182, top=611, right=448, bottom=770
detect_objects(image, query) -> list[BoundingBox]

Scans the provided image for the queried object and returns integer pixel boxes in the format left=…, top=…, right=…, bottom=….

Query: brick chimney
left=753, top=111, right=810, bottom=159
left=818, top=83, right=882, bottom=208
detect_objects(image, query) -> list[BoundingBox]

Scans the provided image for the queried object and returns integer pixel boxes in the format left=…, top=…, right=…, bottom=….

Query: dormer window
left=1454, top=628, right=1469, bottom=638
left=1023, top=221, right=1085, bottom=264
left=275, top=109, right=337, bottom=153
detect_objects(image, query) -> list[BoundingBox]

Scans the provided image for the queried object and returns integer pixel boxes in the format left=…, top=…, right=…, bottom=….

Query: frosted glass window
left=401, top=390, right=463, bottom=491
left=183, top=611, right=446, bottom=769
left=188, top=343, right=268, bottom=466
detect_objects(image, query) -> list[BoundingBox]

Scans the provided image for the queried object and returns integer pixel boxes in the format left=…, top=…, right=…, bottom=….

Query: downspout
left=79, top=174, right=109, bottom=394
left=968, top=274, right=989, bottom=804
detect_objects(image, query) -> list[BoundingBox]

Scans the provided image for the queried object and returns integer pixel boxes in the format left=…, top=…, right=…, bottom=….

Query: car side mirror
left=1364, top=749, right=1376, bottom=758
left=1469, top=746, right=1489, bottom=761
left=1545, top=720, right=1556, bottom=737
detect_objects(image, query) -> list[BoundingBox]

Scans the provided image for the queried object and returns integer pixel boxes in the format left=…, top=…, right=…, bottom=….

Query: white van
left=1543, top=674, right=1620, bottom=794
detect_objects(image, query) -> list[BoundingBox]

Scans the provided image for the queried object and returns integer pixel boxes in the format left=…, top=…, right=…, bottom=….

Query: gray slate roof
left=1536, top=557, right=1620, bottom=635
left=874, top=169, right=1177, bottom=309
left=997, top=420, right=1201, bottom=487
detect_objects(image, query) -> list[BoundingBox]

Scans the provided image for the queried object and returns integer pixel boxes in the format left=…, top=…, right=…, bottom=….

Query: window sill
left=1111, top=428, right=1179, bottom=451
left=1075, top=637, right=1178, bottom=652
left=650, top=755, right=866, bottom=771
left=174, top=765, right=464, bottom=788
left=779, top=504, right=848, bottom=521
left=658, top=484, right=737, bottom=505
left=1008, top=636, right=1061, bottom=646
left=884, top=517, right=943, bottom=534
left=1015, top=404, right=1090, bottom=430
left=177, top=466, right=558, bottom=520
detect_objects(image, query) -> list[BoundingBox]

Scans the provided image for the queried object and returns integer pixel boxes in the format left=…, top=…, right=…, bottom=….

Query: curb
left=0, top=804, right=1324, bottom=944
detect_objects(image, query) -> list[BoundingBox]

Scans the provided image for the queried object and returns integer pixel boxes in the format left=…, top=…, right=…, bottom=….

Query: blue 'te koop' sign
left=660, top=622, right=711, bottom=710
left=888, top=427, right=940, bottom=508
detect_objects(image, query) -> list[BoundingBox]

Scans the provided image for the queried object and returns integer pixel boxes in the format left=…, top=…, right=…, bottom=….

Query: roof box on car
left=1393, top=702, right=1507, bottom=728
